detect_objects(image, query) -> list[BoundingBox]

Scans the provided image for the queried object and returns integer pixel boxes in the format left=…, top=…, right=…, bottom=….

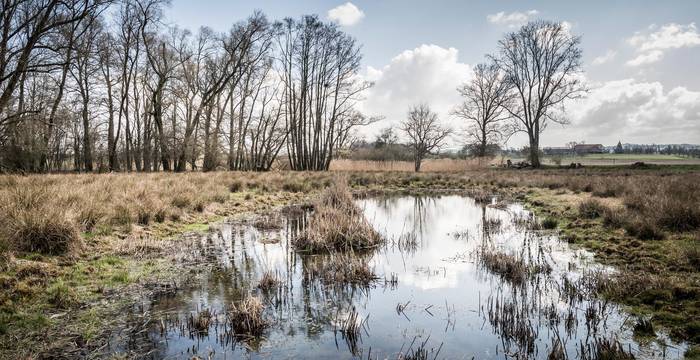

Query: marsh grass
left=293, top=182, right=382, bottom=253
left=305, top=253, right=378, bottom=286
left=188, top=308, right=214, bottom=335
left=477, top=247, right=552, bottom=286
left=257, top=271, right=280, bottom=291
left=579, top=199, right=605, bottom=219
left=226, top=295, right=267, bottom=337
left=0, top=187, right=80, bottom=255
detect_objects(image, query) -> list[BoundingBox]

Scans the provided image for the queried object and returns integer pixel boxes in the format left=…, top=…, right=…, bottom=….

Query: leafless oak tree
left=401, top=104, right=451, bottom=172
left=452, top=62, right=511, bottom=157
left=492, top=20, right=586, bottom=167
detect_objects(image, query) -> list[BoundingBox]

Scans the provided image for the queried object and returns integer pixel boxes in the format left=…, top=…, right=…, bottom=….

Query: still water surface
left=112, top=194, right=685, bottom=359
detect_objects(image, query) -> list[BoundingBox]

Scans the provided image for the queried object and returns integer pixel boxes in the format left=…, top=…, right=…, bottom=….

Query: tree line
left=0, top=0, right=585, bottom=172
left=0, top=0, right=372, bottom=173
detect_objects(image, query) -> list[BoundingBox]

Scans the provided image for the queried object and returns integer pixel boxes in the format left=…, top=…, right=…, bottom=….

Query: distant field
left=507, top=154, right=700, bottom=166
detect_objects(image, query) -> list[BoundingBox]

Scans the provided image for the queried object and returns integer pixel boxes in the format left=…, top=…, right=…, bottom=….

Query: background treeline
left=0, top=0, right=372, bottom=173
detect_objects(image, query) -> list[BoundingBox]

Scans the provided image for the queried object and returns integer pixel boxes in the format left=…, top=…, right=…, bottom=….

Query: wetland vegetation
left=0, top=167, right=698, bottom=358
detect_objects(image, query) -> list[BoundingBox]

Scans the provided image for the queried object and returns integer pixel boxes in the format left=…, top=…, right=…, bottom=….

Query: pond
left=109, top=194, right=686, bottom=359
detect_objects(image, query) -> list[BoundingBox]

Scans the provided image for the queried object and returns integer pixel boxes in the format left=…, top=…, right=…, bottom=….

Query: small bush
left=305, top=254, right=378, bottom=286
left=136, top=205, right=151, bottom=225
left=154, top=207, right=167, bottom=223
left=171, top=195, right=191, bottom=209
left=579, top=199, right=605, bottom=219
left=686, top=246, right=700, bottom=271
left=77, top=206, right=103, bottom=231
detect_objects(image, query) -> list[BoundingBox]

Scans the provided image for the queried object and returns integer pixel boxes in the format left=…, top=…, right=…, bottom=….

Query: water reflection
left=109, top=194, right=686, bottom=359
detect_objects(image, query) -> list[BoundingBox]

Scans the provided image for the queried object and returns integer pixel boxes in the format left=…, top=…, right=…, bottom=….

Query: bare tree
left=276, top=16, right=371, bottom=171
left=452, top=62, right=511, bottom=157
left=492, top=20, right=586, bottom=167
left=401, top=104, right=451, bottom=172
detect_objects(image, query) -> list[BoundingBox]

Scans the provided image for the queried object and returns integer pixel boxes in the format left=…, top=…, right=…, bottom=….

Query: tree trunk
left=529, top=136, right=540, bottom=168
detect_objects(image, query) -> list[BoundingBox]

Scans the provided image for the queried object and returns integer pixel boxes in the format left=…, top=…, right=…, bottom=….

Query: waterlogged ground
left=108, top=194, right=686, bottom=359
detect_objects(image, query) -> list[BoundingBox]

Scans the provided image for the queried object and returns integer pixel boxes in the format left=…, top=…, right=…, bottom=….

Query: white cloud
left=542, top=79, right=700, bottom=145
left=592, top=50, right=617, bottom=65
left=626, top=23, right=700, bottom=66
left=487, top=10, right=539, bottom=28
left=357, top=44, right=472, bottom=142
left=327, top=2, right=365, bottom=26
left=626, top=50, right=663, bottom=66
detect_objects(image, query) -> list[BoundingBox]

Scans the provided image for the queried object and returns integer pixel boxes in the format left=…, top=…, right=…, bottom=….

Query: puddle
left=109, top=194, right=687, bottom=359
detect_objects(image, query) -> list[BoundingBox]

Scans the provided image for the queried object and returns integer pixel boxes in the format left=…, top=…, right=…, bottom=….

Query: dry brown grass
left=0, top=171, right=338, bottom=258
left=304, top=253, right=378, bottom=286
left=330, top=158, right=494, bottom=172
left=293, top=182, right=382, bottom=252
left=257, top=271, right=280, bottom=291
left=226, top=295, right=267, bottom=336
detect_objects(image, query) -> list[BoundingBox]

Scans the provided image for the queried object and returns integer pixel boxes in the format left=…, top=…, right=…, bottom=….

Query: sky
left=165, top=0, right=700, bottom=148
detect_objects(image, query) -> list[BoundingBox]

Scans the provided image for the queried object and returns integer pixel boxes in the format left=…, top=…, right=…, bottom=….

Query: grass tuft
left=293, top=181, right=382, bottom=253
left=226, top=295, right=267, bottom=336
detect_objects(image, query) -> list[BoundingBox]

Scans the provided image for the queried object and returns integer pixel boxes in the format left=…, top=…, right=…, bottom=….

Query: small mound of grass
left=477, top=247, right=551, bottom=286
left=578, top=199, right=604, bottom=219
left=257, top=271, right=280, bottom=291
left=293, top=182, right=382, bottom=253
left=624, top=220, right=665, bottom=240
left=1, top=188, right=81, bottom=255
left=226, top=295, right=267, bottom=337
left=305, top=253, right=378, bottom=286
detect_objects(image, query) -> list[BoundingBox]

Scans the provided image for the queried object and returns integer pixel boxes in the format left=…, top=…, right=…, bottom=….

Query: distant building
left=543, top=147, right=571, bottom=155
left=574, top=144, right=605, bottom=154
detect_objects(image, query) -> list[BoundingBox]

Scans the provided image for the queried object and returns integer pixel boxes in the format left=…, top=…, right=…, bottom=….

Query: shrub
left=136, top=205, right=151, bottom=225
left=578, top=199, right=604, bottom=219
left=686, top=245, right=700, bottom=271
left=0, top=188, right=81, bottom=255
left=282, top=180, right=309, bottom=193
left=110, top=204, right=133, bottom=226
left=77, top=205, right=104, bottom=231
